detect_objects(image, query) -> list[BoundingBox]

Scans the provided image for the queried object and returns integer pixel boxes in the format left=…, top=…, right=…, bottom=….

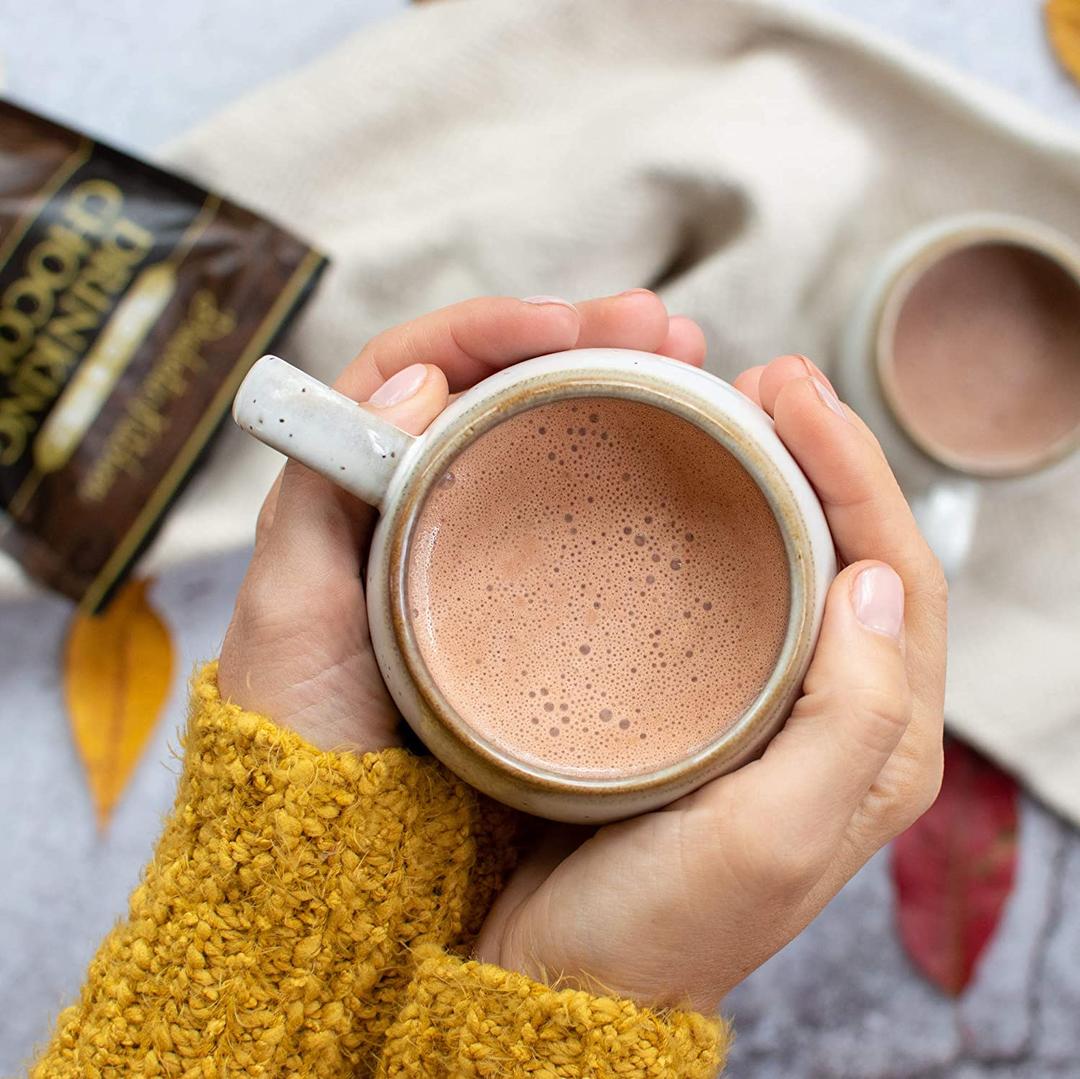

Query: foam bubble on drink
left=406, top=397, right=791, bottom=778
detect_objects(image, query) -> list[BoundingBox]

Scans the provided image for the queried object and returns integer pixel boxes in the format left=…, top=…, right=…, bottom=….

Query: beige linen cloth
left=8, top=0, right=1080, bottom=820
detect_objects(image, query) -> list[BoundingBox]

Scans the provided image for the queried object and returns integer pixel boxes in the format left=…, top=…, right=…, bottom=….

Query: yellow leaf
left=64, top=578, right=174, bottom=829
left=1047, top=0, right=1080, bottom=85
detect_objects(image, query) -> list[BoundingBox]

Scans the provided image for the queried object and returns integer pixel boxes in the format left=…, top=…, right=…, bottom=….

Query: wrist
left=216, top=633, right=404, bottom=755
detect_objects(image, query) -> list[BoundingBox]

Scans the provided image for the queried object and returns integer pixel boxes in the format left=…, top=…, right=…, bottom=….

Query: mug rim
left=384, top=357, right=819, bottom=807
left=872, top=215, right=1080, bottom=479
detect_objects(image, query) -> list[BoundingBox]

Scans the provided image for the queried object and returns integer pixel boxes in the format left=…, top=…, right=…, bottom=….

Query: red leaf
left=891, top=736, right=1019, bottom=996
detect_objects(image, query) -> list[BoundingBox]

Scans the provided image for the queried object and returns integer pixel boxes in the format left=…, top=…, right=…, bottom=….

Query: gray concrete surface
left=1, top=1, right=1078, bottom=1075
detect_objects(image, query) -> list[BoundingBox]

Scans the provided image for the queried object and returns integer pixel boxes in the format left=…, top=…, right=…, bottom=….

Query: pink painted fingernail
left=812, top=376, right=849, bottom=422
left=368, top=363, right=427, bottom=407
left=853, top=564, right=904, bottom=639
left=522, top=295, right=577, bottom=311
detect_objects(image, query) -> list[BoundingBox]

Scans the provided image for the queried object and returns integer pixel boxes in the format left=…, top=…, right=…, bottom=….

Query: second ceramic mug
left=838, top=213, right=1080, bottom=577
left=233, top=349, right=836, bottom=822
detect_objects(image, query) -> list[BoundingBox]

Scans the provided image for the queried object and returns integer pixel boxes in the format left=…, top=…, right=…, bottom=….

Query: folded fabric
left=29, top=665, right=727, bottom=1077
left=5, top=0, right=1078, bottom=824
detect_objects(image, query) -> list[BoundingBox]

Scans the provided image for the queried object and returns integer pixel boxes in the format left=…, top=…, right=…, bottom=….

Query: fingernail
left=618, top=287, right=654, bottom=298
left=368, top=363, right=427, bottom=407
left=799, top=355, right=839, bottom=394
left=853, top=565, right=905, bottom=639
left=522, top=295, right=577, bottom=311
left=812, top=376, right=849, bottom=422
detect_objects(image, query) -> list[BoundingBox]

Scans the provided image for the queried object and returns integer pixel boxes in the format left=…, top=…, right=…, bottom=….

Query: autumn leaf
left=891, top=736, right=1019, bottom=996
left=64, top=578, right=174, bottom=829
left=1047, top=0, right=1080, bottom=85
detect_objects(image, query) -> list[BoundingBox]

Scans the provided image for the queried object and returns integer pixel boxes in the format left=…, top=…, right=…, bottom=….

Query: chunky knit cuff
left=378, top=945, right=728, bottom=1077
left=32, top=664, right=726, bottom=1079
left=32, top=664, right=519, bottom=1078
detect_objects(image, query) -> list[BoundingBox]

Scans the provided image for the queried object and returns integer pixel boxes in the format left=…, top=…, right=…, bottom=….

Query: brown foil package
left=0, top=100, right=326, bottom=610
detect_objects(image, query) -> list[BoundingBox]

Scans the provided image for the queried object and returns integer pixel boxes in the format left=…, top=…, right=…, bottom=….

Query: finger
left=757, top=354, right=836, bottom=415
left=704, top=562, right=911, bottom=858
left=754, top=354, right=883, bottom=450
left=770, top=376, right=944, bottom=606
left=769, top=375, right=947, bottom=811
left=334, top=291, right=677, bottom=401
left=362, top=362, right=450, bottom=436
left=571, top=288, right=670, bottom=350
left=733, top=365, right=766, bottom=405
left=337, top=296, right=584, bottom=398
left=656, top=315, right=706, bottom=366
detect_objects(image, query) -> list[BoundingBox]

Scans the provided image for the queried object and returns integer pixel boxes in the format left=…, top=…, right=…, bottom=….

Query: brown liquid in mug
left=405, top=398, right=791, bottom=778
left=888, top=243, right=1080, bottom=472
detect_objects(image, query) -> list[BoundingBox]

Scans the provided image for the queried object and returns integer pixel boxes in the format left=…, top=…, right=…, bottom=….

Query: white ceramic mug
left=838, top=213, right=1080, bottom=578
left=233, top=348, right=836, bottom=822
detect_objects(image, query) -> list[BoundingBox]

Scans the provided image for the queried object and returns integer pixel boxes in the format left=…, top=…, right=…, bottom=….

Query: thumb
left=362, top=362, right=450, bottom=435
left=256, top=363, right=450, bottom=578
left=754, top=560, right=911, bottom=830
left=697, top=560, right=911, bottom=861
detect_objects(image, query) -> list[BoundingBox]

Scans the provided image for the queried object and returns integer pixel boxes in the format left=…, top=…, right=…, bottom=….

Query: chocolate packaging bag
left=0, top=100, right=325, bottom=610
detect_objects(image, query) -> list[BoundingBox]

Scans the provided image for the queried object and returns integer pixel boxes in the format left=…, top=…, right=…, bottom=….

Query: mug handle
left=232, top=355, right=414, bottom=509
left=908, top=477, right=979, bottom=580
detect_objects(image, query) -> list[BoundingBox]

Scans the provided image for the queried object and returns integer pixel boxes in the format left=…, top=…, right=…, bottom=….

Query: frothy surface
left=406, top=397, right=791, bottom=778
left=889, top=243, right=1080, bottom=470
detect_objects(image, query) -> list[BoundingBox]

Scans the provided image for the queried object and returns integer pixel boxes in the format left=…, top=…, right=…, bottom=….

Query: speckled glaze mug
left=233, top=349, right=836, bottom=822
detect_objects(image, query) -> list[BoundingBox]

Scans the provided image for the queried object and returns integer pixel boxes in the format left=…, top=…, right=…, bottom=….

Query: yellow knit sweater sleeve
left=30, top=664, right=729, bottom=1078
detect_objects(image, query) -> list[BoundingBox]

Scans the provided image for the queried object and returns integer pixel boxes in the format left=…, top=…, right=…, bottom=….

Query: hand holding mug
left=218, top=297, right=946, bottom=1012
left=476, top=355, right=947, bottom=1011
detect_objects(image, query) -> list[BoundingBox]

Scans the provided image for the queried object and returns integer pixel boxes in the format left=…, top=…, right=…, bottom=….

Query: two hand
left=218, top=292, right=946, bottom=1013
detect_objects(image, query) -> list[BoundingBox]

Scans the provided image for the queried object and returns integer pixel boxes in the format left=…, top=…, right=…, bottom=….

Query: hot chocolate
left=886, top=242, right=1080, bottom=473
left=405, top=397, right=791, bottom=778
